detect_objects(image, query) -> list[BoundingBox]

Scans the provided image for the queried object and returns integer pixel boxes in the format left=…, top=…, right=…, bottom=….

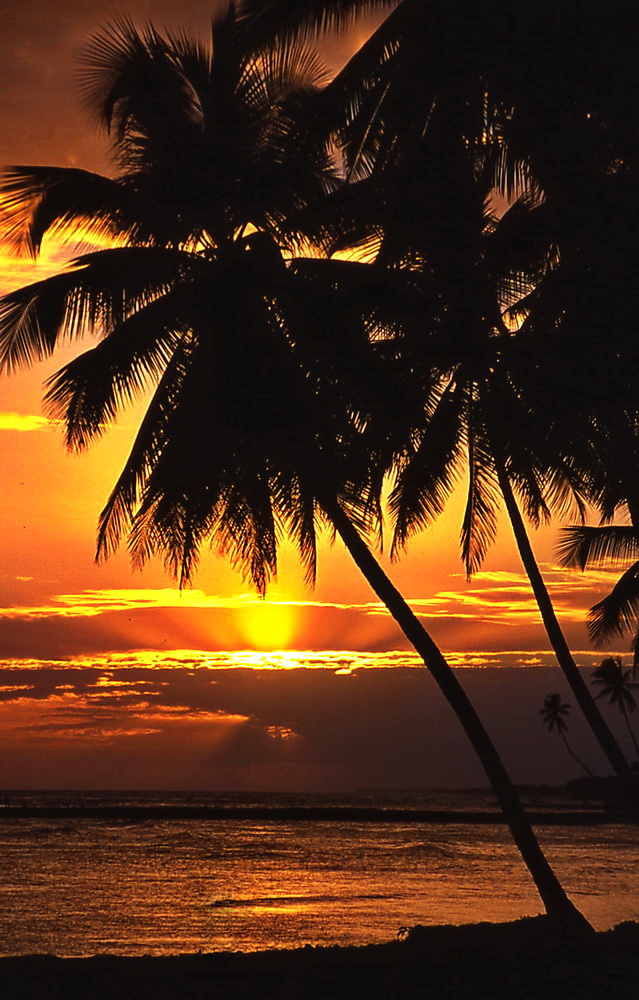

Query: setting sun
left=239, top=601, right=297, bottom=650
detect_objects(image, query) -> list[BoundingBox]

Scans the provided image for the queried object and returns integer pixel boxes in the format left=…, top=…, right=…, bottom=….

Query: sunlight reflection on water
left=0, top=799, right=638, bottom=956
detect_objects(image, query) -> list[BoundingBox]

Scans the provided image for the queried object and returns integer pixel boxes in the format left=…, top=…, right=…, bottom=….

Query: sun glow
left=239, top=601, right=297, bottom=651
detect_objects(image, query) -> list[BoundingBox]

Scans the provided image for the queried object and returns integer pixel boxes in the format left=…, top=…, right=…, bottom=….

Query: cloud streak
left=0, top=655, right=626, bottom=789
left=0, top=563, right=619, bottom=625
left=0, top=588, right=387, bottom=620
left=0, top=412, right=51, bottom=432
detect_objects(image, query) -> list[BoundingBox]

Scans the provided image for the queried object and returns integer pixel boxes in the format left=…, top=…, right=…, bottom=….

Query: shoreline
left=1, top=918, right=638, bottom=998
left=0, top=804, right=623, bottom=824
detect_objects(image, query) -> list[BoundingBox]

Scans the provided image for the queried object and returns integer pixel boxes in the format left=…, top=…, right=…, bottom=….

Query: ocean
left=1, top=790, right=638, bottom=957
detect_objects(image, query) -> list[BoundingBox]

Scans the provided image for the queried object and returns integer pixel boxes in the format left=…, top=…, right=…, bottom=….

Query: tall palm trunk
left=323, top=497, right=591, bottom=933
left=495, top=462, right=634, bottom=781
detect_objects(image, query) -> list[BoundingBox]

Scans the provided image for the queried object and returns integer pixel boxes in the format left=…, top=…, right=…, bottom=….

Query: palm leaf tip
left=0, top=165, right=127, bottom=257
left=238, top=1, right=394, bottom=43
left=587, top=562, right=639, bottom=645
left=557, top=525, right=639, bottom=570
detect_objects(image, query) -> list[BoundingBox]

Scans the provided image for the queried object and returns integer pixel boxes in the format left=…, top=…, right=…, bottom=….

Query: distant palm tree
left=0, top=4, right=589, bottom=931
left=539, top=693, right=595, bottom=779
left=591, top=658, right=639, bottom=761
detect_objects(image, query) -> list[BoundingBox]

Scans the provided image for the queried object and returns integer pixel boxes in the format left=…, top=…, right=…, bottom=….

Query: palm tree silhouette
left=244, top=0, right=639, bottom=785
left=591, top=658, right=639, bottom=762
left=539, top=693, right=595, bottom=779
left=0, top=4, right=591, bottom=931
left=0, top=7, right=342, bottom=589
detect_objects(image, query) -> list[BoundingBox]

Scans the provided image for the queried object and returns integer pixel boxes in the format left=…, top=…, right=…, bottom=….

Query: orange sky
left=0, top=1, right=633, bottom=789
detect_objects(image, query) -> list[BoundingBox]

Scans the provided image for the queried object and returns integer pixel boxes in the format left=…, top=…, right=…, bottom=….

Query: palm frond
left=389, top=380, right=464, bottom=555
left=246, top=85, right=340, bottom=230
left=557, top=525, right=639, bottom=570
left=80, top=19, right=210, bottom=181
left=317, top=5, right=405, bottom=182
left=97, top=259, right=370, bottom=592
left=486, top=118, right=542, bottom=204
left=127, top=419, right=282, bottom=593
left=43, top=291, right=187, bottom=451
left=238, top=0, right=396, bottom=43
left=283, top=176, right=385, bottom=256
left=81, top=19, right=192, bottom=131
left=274, top=469, right=319, bottom=588
left=485, top=197, right=552, bottom=300
left=461, top=400, right=501, bottom=576
left=588, top=563, right=639, bottom=645
left=0, top=247, right=198, bottom=372
left=0, top=166, right=132, bottom=256
left=242, top=34, right=330, bottom=103
left=508, top=452, right=588, bottom=530
left=502, top=439, right=562, bottom=533
left=210, top=469, right=279, bottom=595
left=96, top=337, right=191, bottom=563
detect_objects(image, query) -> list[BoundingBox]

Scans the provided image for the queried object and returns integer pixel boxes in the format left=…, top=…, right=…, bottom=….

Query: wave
left=209, top=893, right=389, bottom=909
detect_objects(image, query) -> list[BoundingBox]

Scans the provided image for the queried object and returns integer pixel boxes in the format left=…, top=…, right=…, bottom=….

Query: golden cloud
left=0, top=587, right=388, bottom=621
left=0, top=411, right=50, bottom=432
left=0, top=559, right=620, bottom=636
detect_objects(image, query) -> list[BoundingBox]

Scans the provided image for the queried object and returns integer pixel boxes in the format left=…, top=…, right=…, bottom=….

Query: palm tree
left=591, top=658, right=639, bottom=761
left=0, top=6, right=590, bottom=931
left=539, top=693, right=595, bottom=779
left=240, top=0, right=639, bottom=786
left=0, top=6, right=344, bottom=590
left=339, top=99, right=633, bottom=784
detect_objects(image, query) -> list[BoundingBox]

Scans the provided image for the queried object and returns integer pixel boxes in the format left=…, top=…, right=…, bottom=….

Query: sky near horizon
left=0, top=0, right=634, bottom=790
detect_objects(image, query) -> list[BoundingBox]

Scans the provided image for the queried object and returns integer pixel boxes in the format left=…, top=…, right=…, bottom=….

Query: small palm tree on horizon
left=591, top=658, right=639, bottom=762
left=539, top=693, right=596, bottom=779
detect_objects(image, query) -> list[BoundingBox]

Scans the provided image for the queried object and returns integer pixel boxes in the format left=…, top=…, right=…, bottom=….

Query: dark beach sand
left=2, top=918, right=638, bottom=1000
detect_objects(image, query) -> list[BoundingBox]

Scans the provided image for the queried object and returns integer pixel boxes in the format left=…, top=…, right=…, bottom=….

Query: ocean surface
left=1, top=790, right=638, bottom=957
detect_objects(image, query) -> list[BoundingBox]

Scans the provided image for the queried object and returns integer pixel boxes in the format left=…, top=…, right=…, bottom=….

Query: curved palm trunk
left=560, top=732, right=595, bottom=779
left=495, top=463, right=634, bottom=781
left=323, top=498, right=591, bottom=933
